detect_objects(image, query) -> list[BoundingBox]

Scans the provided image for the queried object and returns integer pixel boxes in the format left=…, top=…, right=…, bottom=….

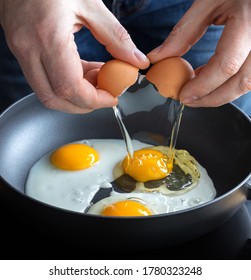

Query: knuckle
left=84, top=96, right=98, bottom=110
left=113, top=23, right=131, bottom=43
left=36, top=23, right=50, bottom=40
left=54, top=84, right=75, bottom=100
left=86, top=103, right=96, bottom=110
left=218, top=54, right=242, bottom=77
left=84, top=92, right=100, bottom=110
left=168, top=18, right=191, bottom=48
left=7, top=35, right=19, bottom=50
left=198, top=78, right=212, bottom=95
left=40, top=97, right=58, bottom=110
left=18, top=44, right=31, bottom=60
left=237, top=76, right=251, bottom=94
left=8, top=36, right=31, bottom=59
left=209, top=96, right=223, bottom=107
left=170, top=20, right=184, bottom=37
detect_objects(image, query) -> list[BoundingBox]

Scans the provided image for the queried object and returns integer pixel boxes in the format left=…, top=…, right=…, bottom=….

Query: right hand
left=0, top=0, right=150, bottom=113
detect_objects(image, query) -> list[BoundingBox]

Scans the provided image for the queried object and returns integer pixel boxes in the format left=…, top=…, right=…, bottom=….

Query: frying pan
left=0, top=85, right=251, bottom=252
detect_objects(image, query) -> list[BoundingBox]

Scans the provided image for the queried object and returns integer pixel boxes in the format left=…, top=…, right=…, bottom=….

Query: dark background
left=0, top=187, right=250, bottom=260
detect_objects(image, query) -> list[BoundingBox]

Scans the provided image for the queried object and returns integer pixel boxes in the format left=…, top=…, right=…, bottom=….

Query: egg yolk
left=101, top=200, right=152, bottom=216
left=50, top=143, right=99, bottom=171
left=122, top=149, right=173, bottom=182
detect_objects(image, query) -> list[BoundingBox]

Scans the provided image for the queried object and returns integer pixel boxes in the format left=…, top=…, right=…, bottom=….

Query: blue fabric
left=0, top=0, right=250, bottom=115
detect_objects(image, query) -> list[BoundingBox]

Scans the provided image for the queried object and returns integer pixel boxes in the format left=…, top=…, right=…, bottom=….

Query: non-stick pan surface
left=0, top=91, right=250, bottom=251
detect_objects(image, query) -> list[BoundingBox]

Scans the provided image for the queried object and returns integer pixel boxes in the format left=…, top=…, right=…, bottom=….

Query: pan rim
left=0, top=93, right=250, bottom=220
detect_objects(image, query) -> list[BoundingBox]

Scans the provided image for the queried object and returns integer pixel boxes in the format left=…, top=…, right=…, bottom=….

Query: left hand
left=0, top=0, right=149, bottom=114
left=147, top=0, right=251, bottom=107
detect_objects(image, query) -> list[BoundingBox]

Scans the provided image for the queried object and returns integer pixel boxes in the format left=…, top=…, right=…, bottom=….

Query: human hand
left=0, top=0, right=149, bottom=113
left=147, top=0, right=251, bottom=108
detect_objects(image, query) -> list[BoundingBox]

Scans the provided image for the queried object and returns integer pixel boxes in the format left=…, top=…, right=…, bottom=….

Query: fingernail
left=182, top=96, right=199, bottom=104
left=147, top=45, right=162, bottom=56
left=134, top=49, right=149, bottom=63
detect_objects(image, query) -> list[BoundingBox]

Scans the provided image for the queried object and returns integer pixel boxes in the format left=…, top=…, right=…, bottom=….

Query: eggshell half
left=146, top=57, right=195, bottom=100
left=97, top=59, right=139, bottom=97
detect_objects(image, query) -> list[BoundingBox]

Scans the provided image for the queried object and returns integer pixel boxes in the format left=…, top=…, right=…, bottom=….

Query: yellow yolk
left=50, top=143, right=99, bottom=171
left=122, top=149, right=173, bottom=182
left=101, top=200, right=152, bottom=216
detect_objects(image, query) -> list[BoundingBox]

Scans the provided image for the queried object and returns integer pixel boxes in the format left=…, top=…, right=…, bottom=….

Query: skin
left=1, top=0, right=250, bottom=112
left=148, top=0, right=251, bottom=108
left=0, top=0, right=149, bottom=113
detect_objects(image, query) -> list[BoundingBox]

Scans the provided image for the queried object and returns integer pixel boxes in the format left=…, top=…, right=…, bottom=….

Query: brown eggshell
left=146, top=57, right=195, bottom=100
left=97, top=59, right=139, bottom=97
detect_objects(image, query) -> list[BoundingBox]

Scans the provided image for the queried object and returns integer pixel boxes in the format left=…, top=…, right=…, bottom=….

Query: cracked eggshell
left=146, top=57, right=195, bottom=100
left=97, top=59, right=139, bottom=97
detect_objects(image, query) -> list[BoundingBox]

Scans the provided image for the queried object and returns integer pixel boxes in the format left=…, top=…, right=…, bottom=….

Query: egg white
left=26, top=138, right=216, bottom=215
left=25, top=139, right=149, bottom=212
left=156, top=162, right=216, bottom=213
left=87, top=161, right=216, bottom=216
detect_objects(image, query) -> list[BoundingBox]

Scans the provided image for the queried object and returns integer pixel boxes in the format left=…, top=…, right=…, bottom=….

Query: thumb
left=80, top=1, right=149, bottom=69
left=147, top=1, right=212, bottom=63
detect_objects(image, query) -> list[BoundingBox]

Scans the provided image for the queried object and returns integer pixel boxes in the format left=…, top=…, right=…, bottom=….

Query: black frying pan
left=0, top=87, right=250, bottom=252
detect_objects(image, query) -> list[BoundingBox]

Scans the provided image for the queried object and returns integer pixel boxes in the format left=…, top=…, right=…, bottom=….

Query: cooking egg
left=26, top=138, right=216, bottom=216
left=25, top=139, right=149, bottom=212
left=87, top=144, right=216, bottom=216
left=146, top=57, right=195, bottom=100
left=121, top=148, right=173, bottom=182
left=97, top=59, right=139, bottom=97
left=134, top=156, right=216, bottom=199
left=87, top=191, right=170, bottom=216
left=88, top=159, right=216, bottom=217
left=113, top=146, right=201, bottom=194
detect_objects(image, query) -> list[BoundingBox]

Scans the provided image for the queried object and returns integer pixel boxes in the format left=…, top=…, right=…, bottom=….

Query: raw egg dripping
left=146, top=57, right=194, bottom=173
left=97, top=59, right=139, bottom=158
left=97, top=57, right=195, bottom=185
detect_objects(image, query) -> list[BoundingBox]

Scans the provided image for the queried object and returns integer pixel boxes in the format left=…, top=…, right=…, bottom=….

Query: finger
left=180, top=18, right=251, bottom=104
left=20, top=55, right=94, bottom=114
left=81, top=60, right=104, bottom=72
left=41, top=35, right=117, bottom=110
left=147, top=1, right=210, bottom=63
left=33, top=61, right=116, bottom=113
left=79, top=1, right=150, bottom=69
left=183, top=52, right=251, bottom=107
left=84, top=69, right=99, bottom=86
left=81, top=60, right=103, bottom=86
left=17, top=45, right=117, bottom=114
left=194, top=65, right=205, bottom=75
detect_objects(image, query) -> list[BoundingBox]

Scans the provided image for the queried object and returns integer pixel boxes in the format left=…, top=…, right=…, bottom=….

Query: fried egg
left=25, top=138, right=216, bottom=216
left=87, top=191, right=170, bottom=216
left=113, top=146, right=202, bottom=195
left=25, top=139, right=149, bottom=212
left=87, top=160, right=216, bottom=216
